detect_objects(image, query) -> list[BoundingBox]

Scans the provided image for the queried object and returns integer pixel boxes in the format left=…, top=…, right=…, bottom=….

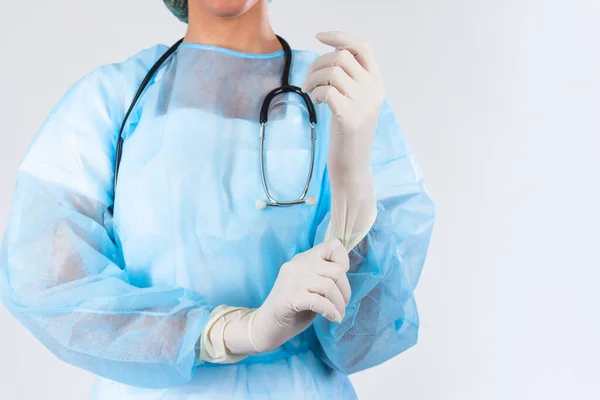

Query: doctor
left=0, top=0, right=435, bottom=398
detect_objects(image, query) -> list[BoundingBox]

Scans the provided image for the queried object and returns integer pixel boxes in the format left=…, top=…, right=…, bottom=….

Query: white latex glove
left=200, top=239, right=351, bottom=363
left=302, top=31, right=384, bottom=250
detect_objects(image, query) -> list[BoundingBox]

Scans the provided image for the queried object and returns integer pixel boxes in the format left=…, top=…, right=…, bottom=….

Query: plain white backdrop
left=0, top=0, right=599, bottom=399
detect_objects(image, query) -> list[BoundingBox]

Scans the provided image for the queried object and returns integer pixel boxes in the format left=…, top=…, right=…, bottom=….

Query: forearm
left=314, top=203, right=421, bottom=374
left=326, top=164, right=378, bottom=251
left=201, top=240, right=352, bottom=365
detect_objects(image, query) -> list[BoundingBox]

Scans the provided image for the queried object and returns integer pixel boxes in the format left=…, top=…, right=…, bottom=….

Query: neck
left=184, top=1, right=281, bottom=54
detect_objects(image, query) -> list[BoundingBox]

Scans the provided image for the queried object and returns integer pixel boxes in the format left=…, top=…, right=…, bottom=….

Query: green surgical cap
left=163, top=0, right=189, bottom=23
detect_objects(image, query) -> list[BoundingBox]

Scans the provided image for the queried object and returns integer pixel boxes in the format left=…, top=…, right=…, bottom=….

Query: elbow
left=322, top=319, right=420, bottom=375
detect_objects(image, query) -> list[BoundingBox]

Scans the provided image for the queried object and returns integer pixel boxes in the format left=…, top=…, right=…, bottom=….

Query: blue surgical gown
left=0, top=42, right=435, bottom=399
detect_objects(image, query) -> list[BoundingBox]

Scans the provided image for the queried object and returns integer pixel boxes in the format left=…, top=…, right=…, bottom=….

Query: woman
left=0, top=0, right=434, bottom=398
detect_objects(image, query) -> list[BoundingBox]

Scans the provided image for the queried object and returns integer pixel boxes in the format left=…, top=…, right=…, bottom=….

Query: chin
left=199, top=0, right=260, bottom=18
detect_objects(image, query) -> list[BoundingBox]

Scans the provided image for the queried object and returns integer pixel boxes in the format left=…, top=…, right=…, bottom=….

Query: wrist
left=328, top=163, right=373, bottom=189
left=327, top=166, right=378, bottom=250
left=329, top=165, right=375, bottom=199
left=220, top=308, right=260, bottom=356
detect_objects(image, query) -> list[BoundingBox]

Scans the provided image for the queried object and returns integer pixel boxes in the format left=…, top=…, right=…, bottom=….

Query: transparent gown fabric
left=0, top=43, right=435, bottom=399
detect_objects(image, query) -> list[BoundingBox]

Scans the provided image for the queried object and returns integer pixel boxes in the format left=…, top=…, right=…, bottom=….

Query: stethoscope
left=106, top=35, right=318, bottom=228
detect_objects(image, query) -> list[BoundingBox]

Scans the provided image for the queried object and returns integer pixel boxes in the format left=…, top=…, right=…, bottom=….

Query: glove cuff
left=199, top=305, right=256, bottom=364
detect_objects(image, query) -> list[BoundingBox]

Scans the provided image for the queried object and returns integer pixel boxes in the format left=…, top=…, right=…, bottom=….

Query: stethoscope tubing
left=109, top=35, right=318, bottom=215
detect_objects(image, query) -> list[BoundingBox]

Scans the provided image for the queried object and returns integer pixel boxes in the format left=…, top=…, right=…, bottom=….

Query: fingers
left=315, top=31, right=379, bottom=76
left=302, top=65, right=359, bottom=100
left=311, top=240, right=352, bottom=306
left=306, top=274, right=346, bottom=317
left=283, top=240, right=353, bottom=324
left=314, top=261, right=351, bottom=306
left=318, top=239, right=350, bottom=271
left=305, top=50, right=367, bottom=82
left=308, top=86, right=348, bottom=115
left=296, top=292, right=342, bottom=323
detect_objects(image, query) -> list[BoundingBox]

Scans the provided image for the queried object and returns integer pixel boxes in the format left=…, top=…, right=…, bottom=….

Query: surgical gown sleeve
left=0, top=46, right=215, bottom=388
left=312, top=100, right=435, bottom=374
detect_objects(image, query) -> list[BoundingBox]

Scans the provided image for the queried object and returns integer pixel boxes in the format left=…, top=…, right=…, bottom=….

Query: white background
left=0, top=0, right=599, bottom=399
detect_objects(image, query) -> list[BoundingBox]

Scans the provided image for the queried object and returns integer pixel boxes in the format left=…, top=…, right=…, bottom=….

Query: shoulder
left=292, top=50, right=320, bottom=73
left=99, top=44, right=169, bottom=77
left=291, top=49, right=320, bottom=69
left=78, top=44, right=169, bottom=100
left=290, top=49, right=319, bottom=87
left=49, top=44, right=169, bottom=123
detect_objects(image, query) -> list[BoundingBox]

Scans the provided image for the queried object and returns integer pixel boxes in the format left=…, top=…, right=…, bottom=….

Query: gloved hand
left=200, top=239, right=351, bottom=362
left=302, top=31, right=384, bottom=177
left=249, top=238, right=351, bottom=352
left=302, top=31, right=384, bottom=250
